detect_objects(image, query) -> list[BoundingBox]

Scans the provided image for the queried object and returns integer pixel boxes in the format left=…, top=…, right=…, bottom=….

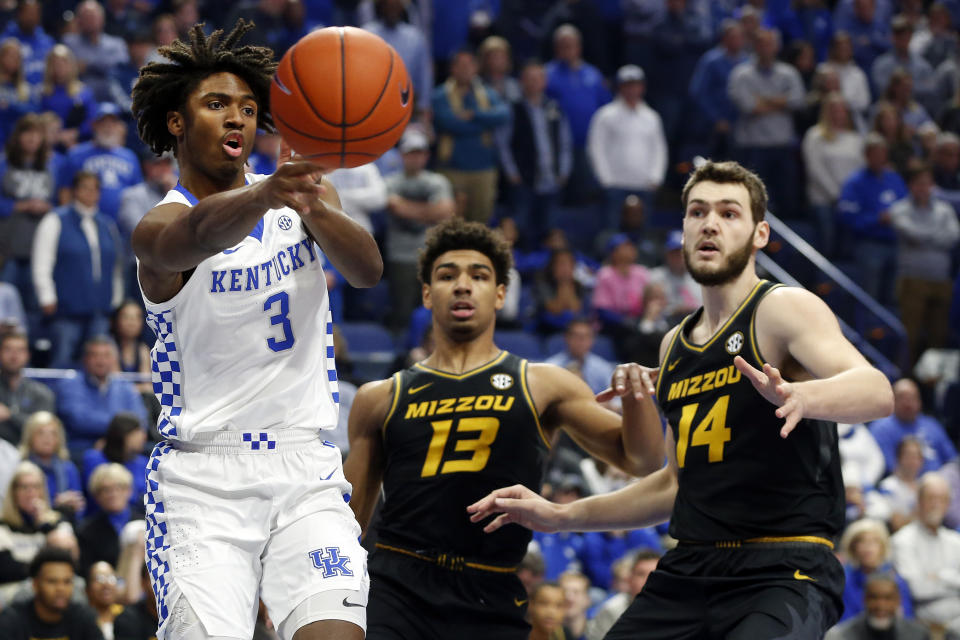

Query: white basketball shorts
left=144, top=430, right=368, bottom=640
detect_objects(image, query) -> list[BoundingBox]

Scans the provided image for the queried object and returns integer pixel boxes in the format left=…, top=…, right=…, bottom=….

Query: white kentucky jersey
left=139, top=174, right=339, bottom=442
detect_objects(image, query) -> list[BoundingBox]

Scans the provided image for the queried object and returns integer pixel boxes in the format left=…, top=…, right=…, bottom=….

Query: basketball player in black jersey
left=470, top=161, right=895, bottom=639
left=344, top=219, right=665, bottom=640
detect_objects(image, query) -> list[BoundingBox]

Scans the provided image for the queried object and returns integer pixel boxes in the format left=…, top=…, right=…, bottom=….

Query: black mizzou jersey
left=377, top=351, right=550, bottom=565
left=655, top=280, right=844, bottom=543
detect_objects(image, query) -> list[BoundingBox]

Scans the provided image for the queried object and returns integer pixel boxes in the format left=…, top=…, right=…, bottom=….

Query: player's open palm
left=467, top=485, right=565, bottom=534
left=733, top=356, right=806, bottom=439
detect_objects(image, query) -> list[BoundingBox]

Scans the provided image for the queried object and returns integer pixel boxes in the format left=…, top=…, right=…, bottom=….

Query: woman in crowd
left=0, top=38, right=37, bottom=147
left=38, top=44, right=96, bottom=147
left=110, top=301, right=151, bottom=393
left=0, top=461, right=62, bottom=585
left=18, top=411, right=85, bottom=520
left=839, top=518, right=915, bottom=622
left=81, top=412, right=147, bottom=511
left=872, top=100, right=918, bottom=175
left=536, top=248, right=586, bottom=334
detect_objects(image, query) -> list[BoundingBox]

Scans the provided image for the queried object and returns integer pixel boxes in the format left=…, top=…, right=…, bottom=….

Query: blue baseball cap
left=665, top=230, right=683, bottom=251
left=605, top=232, right=632, bottom=255
left=94, top=102, right=123, bottom=121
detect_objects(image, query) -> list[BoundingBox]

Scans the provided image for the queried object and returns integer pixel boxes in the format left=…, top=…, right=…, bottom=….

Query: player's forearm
left=798, top=366, right=893, bottom=424
left=301, top=206, right=383, bottom=288
left=560, top=467, right=677, bottom=532
left=619, top=396, right=665, bottom=476
left=186, top=184, right=273, bottom=253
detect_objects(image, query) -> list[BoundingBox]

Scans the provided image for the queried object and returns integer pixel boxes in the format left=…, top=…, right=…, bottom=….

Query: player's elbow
left=346, top=252, right=383, bottom=288
left=874, top=376, right=895, bottom=420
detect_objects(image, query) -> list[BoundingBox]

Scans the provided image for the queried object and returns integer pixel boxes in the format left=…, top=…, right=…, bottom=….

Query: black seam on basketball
left=288, top=46, right=341, bottom=128
left=348, top=47, right=394, bottom=126
left=339, top=28, right=346, bottom=167
left=275, top=109, right=411, bottom=143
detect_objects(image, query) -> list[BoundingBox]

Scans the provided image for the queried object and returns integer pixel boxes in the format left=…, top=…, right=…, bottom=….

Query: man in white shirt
left=892, top=472, right=960, bottom=626
left=587, top=64, right=667, bottom=233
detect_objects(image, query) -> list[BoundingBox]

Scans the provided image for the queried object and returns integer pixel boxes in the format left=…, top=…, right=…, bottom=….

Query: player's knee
left=279, top=589, right=367, bottom=640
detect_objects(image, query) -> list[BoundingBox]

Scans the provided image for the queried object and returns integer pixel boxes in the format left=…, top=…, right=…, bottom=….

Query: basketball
left=270, top=26, right=414, bottom=169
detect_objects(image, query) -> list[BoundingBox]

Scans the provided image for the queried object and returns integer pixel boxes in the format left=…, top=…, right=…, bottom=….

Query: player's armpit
left=342, top=377, right=394, bottom=535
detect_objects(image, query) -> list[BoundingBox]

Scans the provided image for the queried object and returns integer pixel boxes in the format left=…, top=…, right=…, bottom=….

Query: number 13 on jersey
left=675, top=395, right=732, bottom=467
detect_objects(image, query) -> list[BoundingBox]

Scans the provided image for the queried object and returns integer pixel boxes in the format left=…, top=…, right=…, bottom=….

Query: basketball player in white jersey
left=129, top=21, right=381, bottom=640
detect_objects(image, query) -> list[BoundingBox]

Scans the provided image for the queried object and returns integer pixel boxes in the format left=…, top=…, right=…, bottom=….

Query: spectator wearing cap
left=545, top=24, right=611, bottom=205
left=497, top=58, right=573, bottom=250
left=871, top=16, right=936, bottom=114
left=61, top=1, right=130, bottom=102
left=38, top=45, right=98, bottom=148
left=0, top=0, right=55, bottom=85
left=688, top=19, right=750, bottom=160
left=363, top=0, right=433, bottom=118
left=802, top=91, right=865, bottom=257
left=384, top=129, right=455, bottom=330
left=545, top=318, right=615, bottom=396
left=836, top=133, right=907, bottom=304
left=587, top=64, right=667, bottom=233
left=649, top=230, right=701, bottom=322
left=728, top=28, right=805, bottom=219
left=432, top=48, right=509, bottom=225
left=33, top=171, right=123, bottom=369
left=57, top=102, right=142, bottom=222
left=592, top=233, right=650, bottom=338
left=890, top=162, right=959, bottom=366
left=833, top=0, right=891, bottom=73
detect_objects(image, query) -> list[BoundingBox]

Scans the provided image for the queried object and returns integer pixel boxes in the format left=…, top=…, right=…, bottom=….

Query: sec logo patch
left=725, top=331, right=744, bottom=355
left=491, top=373, right=513, bottom=390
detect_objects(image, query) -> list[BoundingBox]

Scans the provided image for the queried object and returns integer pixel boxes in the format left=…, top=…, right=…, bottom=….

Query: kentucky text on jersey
left=665, top=364, right=743, bottom=401
left=404, top=395, right=516, bottom=419
left=210, top=238, right=318, bottom=293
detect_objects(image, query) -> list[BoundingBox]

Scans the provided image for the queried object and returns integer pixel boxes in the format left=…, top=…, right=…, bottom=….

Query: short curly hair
left=418, top=219, right=513, bottom=286
left=131, top=19, right=276, bottom=155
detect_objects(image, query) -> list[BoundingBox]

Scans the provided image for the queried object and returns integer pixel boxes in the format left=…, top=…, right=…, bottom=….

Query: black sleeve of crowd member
left=0, top=549, right=28, bottom=583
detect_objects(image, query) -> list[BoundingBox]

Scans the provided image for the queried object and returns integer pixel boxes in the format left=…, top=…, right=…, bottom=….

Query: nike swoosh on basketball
left=409, top=383, right=433, bottom=395
left=667, top=359, right=681, bottom=371
left=793, top=570, right=815, bottom=582
left=342, top=597, right=364, bottom=608
left=514, top=598, right=527, bottom=607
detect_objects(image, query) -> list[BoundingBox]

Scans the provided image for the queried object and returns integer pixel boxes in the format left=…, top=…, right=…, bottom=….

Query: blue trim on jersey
left=145, top=442, right=173, bottom=630
left=146, top=310, right=182, bottom=439
left=175, top=178, right=264, bottom=242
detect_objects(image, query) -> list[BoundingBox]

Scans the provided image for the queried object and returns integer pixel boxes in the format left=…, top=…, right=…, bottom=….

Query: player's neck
left=177, top=162, right=246, bottom=200
left=424, top=327, right=501, bottom=374
left=699, top=270, right=760, bottom=334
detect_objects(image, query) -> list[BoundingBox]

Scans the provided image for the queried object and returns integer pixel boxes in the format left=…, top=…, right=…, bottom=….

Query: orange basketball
left=270, top=27, right=414, bottom=169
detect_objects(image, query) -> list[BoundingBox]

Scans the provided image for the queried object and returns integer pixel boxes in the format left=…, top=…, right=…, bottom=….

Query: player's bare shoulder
left=350, top=376, right=399, bottom=436
left=754, top=285, right=838, bottom=340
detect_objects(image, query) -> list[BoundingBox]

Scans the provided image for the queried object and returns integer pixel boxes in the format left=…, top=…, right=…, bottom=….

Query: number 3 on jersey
left=675, top=395, right=731, bottom=467
left=264, top=291, right=295, bottom=352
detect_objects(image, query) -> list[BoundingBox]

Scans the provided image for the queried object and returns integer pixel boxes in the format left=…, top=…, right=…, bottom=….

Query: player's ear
left=753, top=220, right=769, bottom=250
left=167, top=110, right=184, bottom=137
left=494, top=282, right=506, bottom=311
left=422, top=282, right=432, bottom=309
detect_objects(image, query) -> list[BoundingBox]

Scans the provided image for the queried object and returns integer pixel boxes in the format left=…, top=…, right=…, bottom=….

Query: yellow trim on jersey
left=678, top=280, right=767, bottom=353
left=375, top=542, right=519, bottom=573
left=748, top=283, right=784, bottom=365
left=655, top=325, right=685, bottom=400
left=382, top=372, right=403, bottom=432
left=413, top=351, right=509, bottom=380
left=520, top=359, right=551, bottom=448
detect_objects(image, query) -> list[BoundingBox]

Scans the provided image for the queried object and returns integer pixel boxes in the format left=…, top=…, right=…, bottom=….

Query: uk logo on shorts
left=309, top=547, right=354, bottom=578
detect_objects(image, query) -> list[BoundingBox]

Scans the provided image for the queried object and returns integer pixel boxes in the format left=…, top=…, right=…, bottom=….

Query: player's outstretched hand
left=596, top=363, right=659, bottom=403
left=258, top=160, right=325, bottom=215
left=733, top=356, right=805, bottom=438
left=467, top=485, right=565, bottom=534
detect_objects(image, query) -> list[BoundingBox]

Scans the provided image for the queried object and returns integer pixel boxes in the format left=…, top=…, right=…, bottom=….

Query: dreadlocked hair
left=131, top=19, right=277, bottom=155
left=418, top=219, right=514, bottom=286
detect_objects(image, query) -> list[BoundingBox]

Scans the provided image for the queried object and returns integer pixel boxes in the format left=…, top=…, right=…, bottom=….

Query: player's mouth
left=222, top=132, right=244, bottom=159
left=696, top=240, right=720, bottom=257
left=450, top=300, right=475, bottom=319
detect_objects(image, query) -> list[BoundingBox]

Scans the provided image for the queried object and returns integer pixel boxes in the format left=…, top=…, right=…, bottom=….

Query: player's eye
left=243, top=106, right=257, bottom=116
left=209, top=101, right=223, bottom=110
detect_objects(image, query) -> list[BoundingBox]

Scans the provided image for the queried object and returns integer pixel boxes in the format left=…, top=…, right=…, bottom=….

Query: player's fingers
left=780, top=410, right=801, bottom=438
left=612, top=367, right=627, bottom=393
left=628, top=366, right=644, bottom=398
left=483, top=512, right=514, bottom=533
left=640, top=370, right=655, bottom=396
left=733, top=356, right=766, bottom=388
left=764, top=364, right=783, bottom=385
left=277, top=159, right=324, bottom=176
left=467, top=485, right=524, bottom=513
left=595, top=388, right=615, bottom=403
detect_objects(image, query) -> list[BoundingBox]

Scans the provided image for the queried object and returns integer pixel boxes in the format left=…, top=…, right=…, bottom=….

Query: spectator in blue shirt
left=545, top=318, right=614, bottom=395
left=688, top=19, right=749, bottom=159
left=432, top=48, right=509, bottom=224
left=0, top=38, right=38, bottom=149
left=57, top=103, right=143, bottom=221
left=81, top=412, right=147, bottom=513
left=38, top=45, right=97, bottom=151
left=363, top=0, right=433, bottom=118
left=833, top=0, right=891, bottom=73
left=870, top=378, right=958, bottom=475
left=545, top=24, right=611, bottom=205
left=768, top=0, right=834, bottom=62
left=1, top=0, right=55, bottom=85
left=56, top=336, right=147, bottom=456
left=836, top=133, right=907, bottom=303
